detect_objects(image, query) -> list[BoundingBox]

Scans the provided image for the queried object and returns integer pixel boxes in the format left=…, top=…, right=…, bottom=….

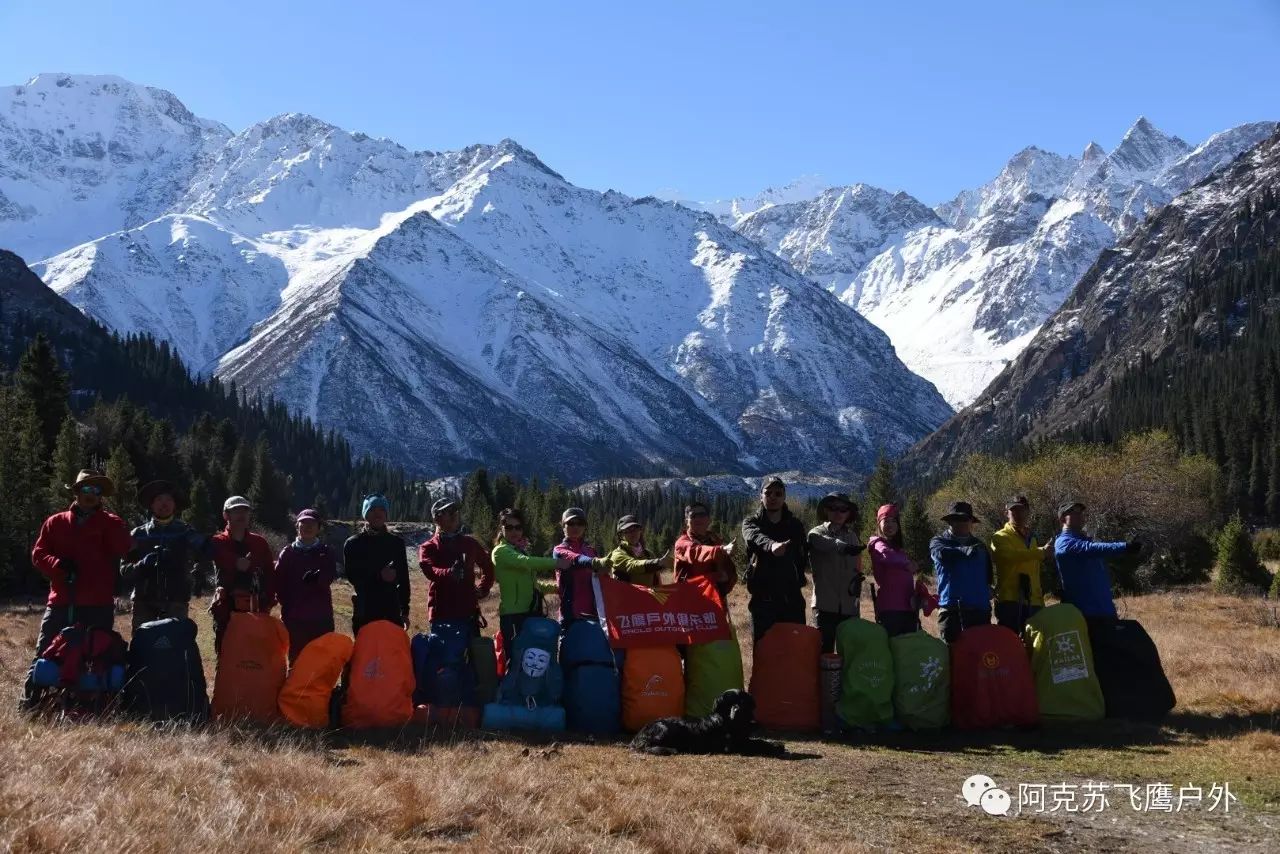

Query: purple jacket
left=868, top=535, right=917, bottom=612
left=274, top=542, right=337, bottom=624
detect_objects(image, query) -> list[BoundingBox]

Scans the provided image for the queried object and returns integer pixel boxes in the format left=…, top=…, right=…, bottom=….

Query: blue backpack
left=560, top=618, right=621, bottom=735
left=483, top=616, right=566, bottom=732
left=411, top=622, right=478, bottom=707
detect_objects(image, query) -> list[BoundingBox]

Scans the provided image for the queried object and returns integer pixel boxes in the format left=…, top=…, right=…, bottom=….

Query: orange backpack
left=342, top=620, right=414, bottom=729
left=621, top=646, right=685, bottom=732
left=750, top=623, right=822, bottom=731
left=212, top=612, right=290, bottom=724
left=278, top=633, right=354, bottom=728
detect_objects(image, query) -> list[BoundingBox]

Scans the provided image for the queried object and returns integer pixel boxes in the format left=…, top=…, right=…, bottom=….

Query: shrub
left=1214, top=514, right=1271, bottom=595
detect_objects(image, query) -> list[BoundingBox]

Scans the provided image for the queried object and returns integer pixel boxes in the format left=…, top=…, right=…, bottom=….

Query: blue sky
left=1, top=0, right=1276, bottom=205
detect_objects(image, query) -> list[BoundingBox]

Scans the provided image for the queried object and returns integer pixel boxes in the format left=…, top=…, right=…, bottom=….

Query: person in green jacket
left=491, top=507, right=567, bottom=666
left=989, top=495, right=1054, bottom=633
left=606, top=515, right=669, bottom=588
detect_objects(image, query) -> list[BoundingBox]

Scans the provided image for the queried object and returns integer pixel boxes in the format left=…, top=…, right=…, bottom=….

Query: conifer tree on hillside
left=183, top=477, right=220, bottom=535
left=226, top=439, right=256, bottom=498
left=249, top=438, right=291, bottom=530
left=461, top=468, right=495, bottom=537
left=47, top=415, right=84, bottom=512
left=861, top=453, right=896, bottom=538
left=105, top=444, right=139, bottom=526
left=901, top=494, right=934, bottom=573
left=14, top=333, right=69, bottom=456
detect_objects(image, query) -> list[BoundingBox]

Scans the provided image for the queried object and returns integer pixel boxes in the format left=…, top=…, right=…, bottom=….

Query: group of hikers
left=21, top=469, right=1141, bottom=709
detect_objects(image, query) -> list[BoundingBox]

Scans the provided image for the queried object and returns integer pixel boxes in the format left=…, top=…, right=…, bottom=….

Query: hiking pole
left=1018, top=573, right=1031, bottom=634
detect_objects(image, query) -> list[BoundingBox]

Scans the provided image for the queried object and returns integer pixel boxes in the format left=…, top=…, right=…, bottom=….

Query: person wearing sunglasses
left=742, top=477, right=810, bottom=642
left=552, top=507, right=609, bottom=623
left=419, top=497, right=494, bottom=637
left=343, top=494, right=411, bottom=635
left=23, top=469, right=132, bottom=710
left=673, top=502, right=737, bottom=597
left=806, top=492, right=866, bottom=653
left=491, top=508, right=568, bottom=666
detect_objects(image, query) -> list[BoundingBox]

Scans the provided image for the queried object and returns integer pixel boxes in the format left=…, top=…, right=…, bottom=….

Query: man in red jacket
left=22, top=469, right=132, bottom=709
left=418, top=497, right=493, bottom=635
left=208, top=495, right=279, bottom=654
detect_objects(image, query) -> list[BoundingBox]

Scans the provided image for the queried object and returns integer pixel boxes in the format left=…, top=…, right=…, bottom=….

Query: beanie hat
left=876, top=503, right=899, bottom=523
left=362, top=493, right=390, bottom=520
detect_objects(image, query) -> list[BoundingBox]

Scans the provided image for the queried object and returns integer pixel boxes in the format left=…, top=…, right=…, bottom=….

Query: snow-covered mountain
left=728, top=117, right=1277, bottom=407
left=2, top=73, right=952, bottom=481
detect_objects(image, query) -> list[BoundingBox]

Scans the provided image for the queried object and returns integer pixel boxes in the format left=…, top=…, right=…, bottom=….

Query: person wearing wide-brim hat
left=121, top=478, right=215, bottom=632
left=806, top=493, right=866, bottom=653
left=22, top=470, right=132, bottom=710
left=606, top=515, right=668, bottom=588
left=929, top=500, right=994, bottom=644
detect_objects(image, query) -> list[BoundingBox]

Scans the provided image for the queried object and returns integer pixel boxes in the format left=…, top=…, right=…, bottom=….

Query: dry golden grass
left=1, top=575, right=1278, bottom=853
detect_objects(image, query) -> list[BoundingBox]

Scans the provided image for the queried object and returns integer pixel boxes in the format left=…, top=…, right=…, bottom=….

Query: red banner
left=595, top=576, right=730, bottom=648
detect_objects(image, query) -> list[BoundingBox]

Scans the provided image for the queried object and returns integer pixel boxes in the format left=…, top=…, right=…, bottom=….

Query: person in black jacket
left=343, top=494, right=411, bottom=634
left=121, top=480, right=213, bottom=632
left=741, top=477, right=809, bottom=642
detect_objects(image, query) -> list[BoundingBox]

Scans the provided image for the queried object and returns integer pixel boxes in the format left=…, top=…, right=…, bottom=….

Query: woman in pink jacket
left=866, top=504, right=934, bottom=637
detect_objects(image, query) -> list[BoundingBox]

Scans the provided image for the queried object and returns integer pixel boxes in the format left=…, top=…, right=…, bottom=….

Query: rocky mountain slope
left=1, top=74, right=952, bottom=480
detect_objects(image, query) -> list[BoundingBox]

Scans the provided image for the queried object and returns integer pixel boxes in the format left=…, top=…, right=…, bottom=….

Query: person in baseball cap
left=607, top=514, right=667, bottom=588
left=991, top=495, right=1054, bottom=634
left=1054, top=499, right=1141, bottom=621
left=930, top=499, right=993, bottom=643
left=419, top=495, right=493, bottom=635
left=208, top=493, right=277, bottom=653
left=554, top=507, right=608, bottom=621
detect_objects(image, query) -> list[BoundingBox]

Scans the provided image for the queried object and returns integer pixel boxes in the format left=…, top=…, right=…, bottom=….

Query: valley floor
left=1, top=577, right=1277, bottom=853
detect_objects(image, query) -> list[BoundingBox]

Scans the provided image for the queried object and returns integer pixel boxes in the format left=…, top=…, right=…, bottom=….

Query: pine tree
left=105, top=444, right=139, bottom=526
left=901, top=493, right=934, bottom=573
left=1213, top=513, right=1270, bottom=595
left=14, top=332, right=69, bottom=456
left=226, top=439, right=256, bottom=497
left=461, top=468, right=495, bottom=538
left=248, top=437, right=291, bottom=530
left=861, top=453, right=896, bottom=538
left=183, top=478, right=220, bottom=535
left=1267, top=443, right=1280, bottom=523
left=47, top=415, right=84, bottom=512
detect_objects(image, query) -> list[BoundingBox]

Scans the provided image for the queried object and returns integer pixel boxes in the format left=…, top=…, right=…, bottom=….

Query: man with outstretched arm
left=1054, top=500, right=1142, bottom=627
left=741, top=477, right=809, bottom=642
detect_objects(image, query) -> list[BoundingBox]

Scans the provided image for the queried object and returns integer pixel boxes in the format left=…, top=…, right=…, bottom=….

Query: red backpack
left=949, top=625, right=1038, bottom=729
left=34, top=624, right=128, bottom=713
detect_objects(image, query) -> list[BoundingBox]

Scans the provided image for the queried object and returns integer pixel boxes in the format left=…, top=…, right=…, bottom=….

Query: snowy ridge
left=2, top=73, right=951, bottom=480
left=728, top=118, right=1277, bottom=407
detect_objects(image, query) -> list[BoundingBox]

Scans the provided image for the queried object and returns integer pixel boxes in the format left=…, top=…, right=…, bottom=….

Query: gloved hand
left=574, top=555, right=596, bottom=567
left=400, top=610, right=411, bottom=628
left=141, top=550, right=163, bottom=569
left=475, top=585, right=491, bottom=600
left=302, top=568, right=322, bottom=583
left=380, top=562, right=397, bottom=583
left=769, top=540, right=788, bottom=556
left=59, top=558, right=79, bottom=583
left=1126, top=540, right=1143, bottom=554
left=722, top=541, right=736, bottom=557
left=842, top=542, right=866, bottom=557
left=554, top=553, right=574, bottom=571
left=450, top=557, right=468, bottom=582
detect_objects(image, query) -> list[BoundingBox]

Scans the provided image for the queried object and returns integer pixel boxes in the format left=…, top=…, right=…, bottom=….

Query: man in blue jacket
left=930, top=501, right=993, bottom=643
left=1053, top=501, right=1141, bottom=622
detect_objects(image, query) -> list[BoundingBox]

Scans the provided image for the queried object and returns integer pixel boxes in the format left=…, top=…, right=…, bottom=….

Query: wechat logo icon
left=963, top=774, right=1012, bottom=816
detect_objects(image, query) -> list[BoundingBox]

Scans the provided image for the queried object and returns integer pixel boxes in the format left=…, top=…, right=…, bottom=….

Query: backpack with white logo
left=125, top=617, right=209, bottom=723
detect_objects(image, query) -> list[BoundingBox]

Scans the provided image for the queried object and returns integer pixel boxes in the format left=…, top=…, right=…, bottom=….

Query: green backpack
left=835, top=618, right=895, bottom=729
left=684, top=630, right=744, bottom=717
left=889, top=630, right=950, bottom=730
left=1023, top=603, right=1104, bottom=722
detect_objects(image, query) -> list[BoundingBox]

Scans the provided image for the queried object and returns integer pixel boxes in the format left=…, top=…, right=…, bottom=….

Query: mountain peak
left=1081, top=141, right=1106, bottom=161
left=1109, top=116, right=1191, bottom=176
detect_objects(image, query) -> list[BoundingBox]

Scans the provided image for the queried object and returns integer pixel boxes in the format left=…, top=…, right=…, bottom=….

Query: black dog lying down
left=630, top=689, right=786, bottom=757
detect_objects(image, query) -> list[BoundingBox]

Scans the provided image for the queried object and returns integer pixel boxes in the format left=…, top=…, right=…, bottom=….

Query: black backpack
left=1087, top=619, right=1175, bottom=720
left=125, top=617, right=210, bottom=723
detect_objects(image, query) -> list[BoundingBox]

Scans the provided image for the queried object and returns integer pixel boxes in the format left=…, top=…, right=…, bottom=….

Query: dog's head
left=712, top=689, right=756, bottom=738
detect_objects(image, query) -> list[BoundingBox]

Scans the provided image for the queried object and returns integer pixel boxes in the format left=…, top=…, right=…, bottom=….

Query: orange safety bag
left=342, top=620, right=414, bottom=729
left=621, top=646, right=684, bottom=732
left=278, top=632, right=354, bottom=728
left=750, top=623, right=822, bottom=731
left=212, top=612, right=290, bottom=724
